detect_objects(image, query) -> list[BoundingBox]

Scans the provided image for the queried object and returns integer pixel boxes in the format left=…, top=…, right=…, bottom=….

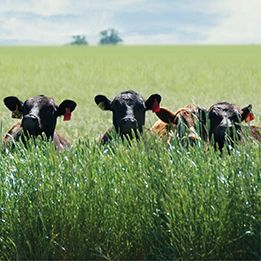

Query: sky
left=0, top=0, right=260, bottom=45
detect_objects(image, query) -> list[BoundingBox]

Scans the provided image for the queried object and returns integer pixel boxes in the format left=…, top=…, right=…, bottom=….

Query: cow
left=151, top=104, right=208, bottom=145
left=208, top=102, right=254, bottom=152
left=3, top=95, right=77, bottom=150
left=94, top=90, right=161, bottom=143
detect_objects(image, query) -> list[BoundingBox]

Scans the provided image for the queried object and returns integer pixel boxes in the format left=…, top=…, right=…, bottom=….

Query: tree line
left=71, top=28, right=123, bottom=45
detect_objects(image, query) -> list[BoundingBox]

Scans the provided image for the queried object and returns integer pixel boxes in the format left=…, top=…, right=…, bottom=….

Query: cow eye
left=47, top=106, right=55, bottom=112
left=111, top=101, right=123, bottom=111
left=42, top=106, right=55, bottom=115
left=22, top=105, right=31, bottom=115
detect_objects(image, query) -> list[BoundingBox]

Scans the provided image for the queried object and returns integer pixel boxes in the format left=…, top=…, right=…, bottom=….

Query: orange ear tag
left=245, top=112, right=254, bottom=123
left=63, top=108, right=71, bottom=121
left=152, top=99, right=160, bottom=113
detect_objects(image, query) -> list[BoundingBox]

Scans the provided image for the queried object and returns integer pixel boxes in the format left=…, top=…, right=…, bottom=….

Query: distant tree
left=71, top=35, right=88, bottom=45
left=99, top=28, right=123, bottom=45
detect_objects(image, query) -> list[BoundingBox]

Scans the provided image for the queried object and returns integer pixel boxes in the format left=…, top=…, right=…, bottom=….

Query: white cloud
left=0, top=0, right=71, bottom=15
left=0, top=0, right=145, bottom=44
left=0, top=0, right=260, bottom=44
left=204, top=0, right=261, bottom=43
left=124, top=33, right=178, bottom=45
left=0, top=13, right=114, bottom=44
left=0, top=0, right=145, bottom=16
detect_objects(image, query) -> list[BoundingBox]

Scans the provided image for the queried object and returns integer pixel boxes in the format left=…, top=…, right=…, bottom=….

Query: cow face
left=208, top=102, right=254, bottom=152
left=155, top=105, right=208, bottom=144
left=95, top=90, right=161, bottom=139
left=4, top=95, right=77, bottom=139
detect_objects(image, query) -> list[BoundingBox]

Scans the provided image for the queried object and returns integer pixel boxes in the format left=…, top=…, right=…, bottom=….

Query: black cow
left=208, top=102, right=253, bottom=152
left=3, top=95, right=77, bottom=150
left=95, top=90, right=161, bottom=142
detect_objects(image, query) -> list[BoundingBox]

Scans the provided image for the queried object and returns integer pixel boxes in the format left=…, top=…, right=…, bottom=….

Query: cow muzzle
left=22, top=114, right=41, bottom=135
left=119, top=118, right=138, bottom=135
left=188, top=127, right=200, bottom=143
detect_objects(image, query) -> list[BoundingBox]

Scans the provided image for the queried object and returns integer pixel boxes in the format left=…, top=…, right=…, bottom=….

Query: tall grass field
left=0, top=45, right=260, bottom=260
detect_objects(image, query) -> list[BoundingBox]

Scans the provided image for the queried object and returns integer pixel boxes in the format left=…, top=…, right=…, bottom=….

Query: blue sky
left=0, top=0, right=260, bottom=45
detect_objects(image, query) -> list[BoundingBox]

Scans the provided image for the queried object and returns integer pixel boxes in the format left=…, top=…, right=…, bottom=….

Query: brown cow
left=3, top=95, right=77, bottom=150
left=151, top=104, right=208, bottom=145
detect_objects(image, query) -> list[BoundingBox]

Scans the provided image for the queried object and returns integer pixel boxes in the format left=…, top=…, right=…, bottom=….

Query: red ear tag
left=152, top=99, right=160, bottom=113
left=63, top=108, right=71, bottom=121
left=245, top=112, right=254, bottom=123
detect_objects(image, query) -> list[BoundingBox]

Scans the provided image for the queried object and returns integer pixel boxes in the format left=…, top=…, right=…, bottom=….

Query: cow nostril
left=24, top=115, right=38, bottom=121
left=122, top=118, right=137, bottom=126
left=123, top=118, right=135, bottom=123
left=121, top=117, right=136, bottom=124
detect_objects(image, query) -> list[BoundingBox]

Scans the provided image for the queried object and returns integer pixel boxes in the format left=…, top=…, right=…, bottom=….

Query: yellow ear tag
left=12, top=105, right=22, bottom=119
left=98, top=102, right=105, bottom=110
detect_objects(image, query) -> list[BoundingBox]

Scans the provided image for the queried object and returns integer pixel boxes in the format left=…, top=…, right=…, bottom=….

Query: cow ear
left=240, top=104, right=252, bottom=120
left=4, top=96, right=23, bottom=111
left=3, top=96, right=23, bottom=118
left=145, top=94, right=161, bottom=112
left=241, top=104, right=254, bottom=122
left=155, top=107, right=177, bottom=124
left=95, top=95, right=112, bottom=111
left=56, top=99, right=77, bottom=117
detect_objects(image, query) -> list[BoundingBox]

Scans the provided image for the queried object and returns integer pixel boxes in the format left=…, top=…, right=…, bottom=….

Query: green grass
left=0, top=45, right=260, bottom=260
left=1, top=137, right=260, bottom=260
left=0, top=45, right=260, bottom=139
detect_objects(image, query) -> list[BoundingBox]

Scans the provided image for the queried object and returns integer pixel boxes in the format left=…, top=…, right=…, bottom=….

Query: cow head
left=208, top=102, right=254, bottom=152
left=95, top=90, right=161, bottom=139
left=155, top=105, right=207, bottom=143
left=4, top=95, right=77, bottom=139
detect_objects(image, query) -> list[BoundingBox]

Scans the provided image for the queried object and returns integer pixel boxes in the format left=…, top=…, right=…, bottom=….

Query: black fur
left=4, top=95, right=77, bottom=140
left=95, top=90, right=161, bottom=141
left=208, top=102, right=252, bottom=152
